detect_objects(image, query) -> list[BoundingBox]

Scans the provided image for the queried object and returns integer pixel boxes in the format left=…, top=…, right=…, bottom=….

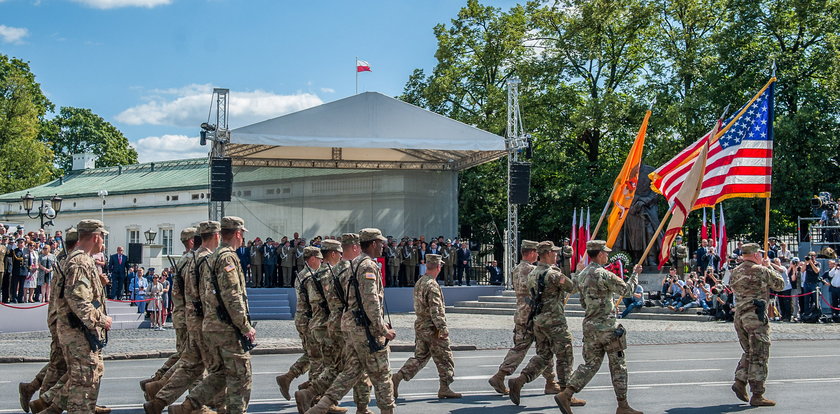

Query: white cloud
left=71, top=0, right=172, bottom=9
left=132, top=134, right=208, bottom=163
left=116, top=84, right=323, bottom=128
left=320, top=87, right=335, bottom=93
left=0, top=25, right=29, bottom=44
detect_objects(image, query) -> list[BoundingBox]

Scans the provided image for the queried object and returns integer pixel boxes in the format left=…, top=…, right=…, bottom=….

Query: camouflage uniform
left=311, top=229, right=394, bottom=413
left=560, top=243, right=574, bottom=277
left=185, top=217, right=254, bottom=414
left=298, top=262, right=325, bottom=379
left=56, top=220, right=109, bottom=414
left=303, top=246, right=332, bottom=383
left=671, top=240, right=688, bottom=278
left=396, top=265, right=455, bottom=386
left=730, top=254, right=784, bottom=396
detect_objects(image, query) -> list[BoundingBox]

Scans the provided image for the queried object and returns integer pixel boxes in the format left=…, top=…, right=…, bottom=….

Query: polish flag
left=701, top=208, right=708, bottom=240
left=356, top=59, right=372, bottom=72
left=718, top=204, right=728, bottom=269
left=570, top=209, right=577, bottom=270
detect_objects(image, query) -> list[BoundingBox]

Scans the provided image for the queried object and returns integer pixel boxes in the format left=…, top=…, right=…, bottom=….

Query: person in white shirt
left=826, top=260, right=840, bottom=318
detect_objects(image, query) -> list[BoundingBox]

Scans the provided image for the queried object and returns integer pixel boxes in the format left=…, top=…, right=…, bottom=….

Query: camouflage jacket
left=200, top=243, right=252, bottom=334
left=413, top=274, right=447, bottom=335
left=730, top=261, right=785, bottom=314
left=170, top=250, right=193, bottom=331
left=47, top=248, right=71, bottom=329
left=527, top=262, right=575, bottom=328
left=305, top=264, right=331, bottom=330
left=512, top=260, right=536, bottom=326
left=57, top=249, right=108, bottom=341
left=324, top=260, right=351, bottom=332
left=293, top=267, right=313, bottom=334
left=185, top=247, right=211, bottom=331
left=671, top=245, right=688, bottom=261
left=340, top=253, right=388, bottom=340
left=578, top=262, right=637, bottom=334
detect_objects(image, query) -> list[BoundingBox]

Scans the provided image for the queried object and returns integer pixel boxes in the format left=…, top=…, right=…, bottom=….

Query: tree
left=40, top=107, right=138, bottom=174
left=0, top=55, right=55, bottom=193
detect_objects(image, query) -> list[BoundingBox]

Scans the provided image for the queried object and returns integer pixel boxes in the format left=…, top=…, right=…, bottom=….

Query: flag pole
left=764, top=66, right=775, bottom=252
left=355, top=56, right=358, bottom=95
left=614, top=204, right=675, bottom=307
left=590, top=195, right=613, bottom=241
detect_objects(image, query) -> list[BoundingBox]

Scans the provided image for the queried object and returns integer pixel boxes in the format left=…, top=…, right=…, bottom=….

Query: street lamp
left=20, top=193, right=63, bottom=229
left=144, top=228, right=157, bottom=245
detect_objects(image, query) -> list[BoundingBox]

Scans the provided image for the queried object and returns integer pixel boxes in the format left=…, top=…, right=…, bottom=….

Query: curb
left=0, top=344, right=478, bottom=363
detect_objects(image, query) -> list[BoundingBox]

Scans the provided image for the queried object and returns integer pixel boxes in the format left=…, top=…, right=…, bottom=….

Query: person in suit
left=456, top=242, right=472, bottom=286
left=418, top=242, right=428, bottom=277
left=486, top=260, right=503, bottom=285
left=237, top=241, right=251, bottom=282
left=695, top=239, right=709, bottom=273
left=108, top=246, right=130, bottom=299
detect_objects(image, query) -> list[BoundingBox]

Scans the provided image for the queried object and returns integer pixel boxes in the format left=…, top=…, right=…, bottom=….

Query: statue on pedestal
left=617, top=164, right=661, bottom=267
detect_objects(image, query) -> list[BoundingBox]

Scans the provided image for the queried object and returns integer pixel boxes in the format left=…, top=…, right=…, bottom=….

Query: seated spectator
left=620, top=283, right=644, bottom=319
left=709, top=285, right=734, bottom=321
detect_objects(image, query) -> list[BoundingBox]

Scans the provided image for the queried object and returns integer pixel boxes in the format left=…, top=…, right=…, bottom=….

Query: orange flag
left=605, top=110, right=651, bottom=248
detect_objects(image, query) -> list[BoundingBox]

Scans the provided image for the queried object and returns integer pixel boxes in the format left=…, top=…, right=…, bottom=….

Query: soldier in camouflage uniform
left=55, top=220, right=112, bottom=414
left=403, top=239, right=418, bottom=286
left=488, top=240, right=560, bottom=396
left=508, top=241, right=584, bottom=407
left=442, top=240, right=455, bottom=286
left=169, top=217, right=256, bottom=414
left=728, top=243, right=784, bottom=407
left=556, top=240, right=643, bottom=414
left=671, top=236, right=688, bottom=279
left=392, top=254, right=462, bottom=400
left=560, top=238, right=574, bottom=277
left=139, top=227, right=197, bottom=401
left=24, top=228, right=79, bottom=414
left=305, top=228, right=396, bottom=414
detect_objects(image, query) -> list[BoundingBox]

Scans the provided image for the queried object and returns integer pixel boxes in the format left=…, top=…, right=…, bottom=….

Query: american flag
left=650, top=80, right=775, bottom=208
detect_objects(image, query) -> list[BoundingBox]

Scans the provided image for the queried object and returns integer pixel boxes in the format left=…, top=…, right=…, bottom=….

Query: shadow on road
left=443, top=394, right=556, bottom=413
left=665, top=403, right=756, bottom=414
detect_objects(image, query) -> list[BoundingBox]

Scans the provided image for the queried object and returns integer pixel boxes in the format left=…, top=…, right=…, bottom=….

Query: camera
left=812, top=192, right=839, bottom=218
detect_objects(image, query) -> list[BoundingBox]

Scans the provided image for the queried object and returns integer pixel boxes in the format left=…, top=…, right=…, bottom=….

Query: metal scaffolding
left=504, top=78, right=530, bottom=289
left=202, top=88, right=230, bottom=221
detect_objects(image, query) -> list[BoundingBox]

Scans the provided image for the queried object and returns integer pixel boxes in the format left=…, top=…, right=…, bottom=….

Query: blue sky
left=1, top=0, right=518, bottom=162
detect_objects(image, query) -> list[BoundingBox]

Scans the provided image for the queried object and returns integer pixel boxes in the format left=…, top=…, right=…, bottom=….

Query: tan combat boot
left=95, top=405, right=113, bottom=413
left=276, top=373, right=295, bottom=400
left=304, top=398, right=335, bottom=414
left=560, top=387, right=587, bottom=407
left=298, top=380, right=312, bottom=390
left=143, top=379, right=165, bottom=402
left=28, top=398, right=48, bottom=414
left=391, top=372, right=403, bottom=399
left=544, top=380, right=562, bottom=394
left=749, top=394, right=776, bottom=407
left=143, top=398, right=167, bottom=414
left=355, top=403, right=374, bottom=414
left=328, top=405, right=348, bottom=413
left=731, top=380, right=749, bottom=402
left=168, top=397, right=200, bottom=414
left=507, top=374, right=527, bottom=405
left=488, top=371, right=508, bottom=395
left=139, top=373, right=160, bottom=392
left=616, top=398, right=643, bottom=414
left=438, top=383, right=463, bottom=399
left=380, top=409, right=394, bottom=414
left=554, top=388, right=574, bottom=414
left=19, top=381, right=39, bottom=412
left=295, top=388, right=318, bottom=414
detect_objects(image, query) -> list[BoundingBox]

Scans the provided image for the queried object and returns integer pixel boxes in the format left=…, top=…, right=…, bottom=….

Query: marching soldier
left=560, top=238, right=574, bottom=277
left=488, top=240, right=560, bottom=395
left=56, top=219, right=112, bottom=414
left=728, top=243, right=784, bottom=407
left=671, top=236, right=688, bottom=278
left=508, top=241, right=584, bottom=407
left=169, top=217, right=255, bottom=414
left=393, top=254, right=462, bottom=400
left=304, top=228, right=396, bottom=414
left=386, top=240, right=400, bottom=287
left=556, top=240, right=642, bottom=414
left=442, top=240, right=455, bottom=286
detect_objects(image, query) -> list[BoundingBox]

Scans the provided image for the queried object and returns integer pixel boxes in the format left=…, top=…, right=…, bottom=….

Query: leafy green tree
left=40, top=107, right=138, bottom=174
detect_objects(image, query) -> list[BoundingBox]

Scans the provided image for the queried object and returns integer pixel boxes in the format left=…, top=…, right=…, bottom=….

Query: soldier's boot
left=144, top=379, right=165, bottom=402
left=437, top=383, right=462, bottom=399
left=168, top=397, right=200, bottom=414
left=327, top=404, right=348, bottom=413
left=355, top=403, right=374, bottom=414
left=380, top=409, right=394, bottom=414
left=143, top=398, right=167, bottom=414
left=731, top=380, right=749, bottom=402
left=276, top=373, right=295, bottom=400
left=28, top=397, right=48, bottom=414
left=544, top=380, right=562, bottom=394
left=304, top=397, right=336, bottom=414
left=295, top=388, right=318, bottom=414
left=298, top=380, right=312, bottom=390
left=554, top=388, right=574, bottom=414
left=488, top=371, right=508, bottom=395
left=41, top=404, right=63, bottom=414
left=507, top=375, right=527, bottom=406
left=95, top=405, right=113, bottom=414
left=615, top=398, right=643, bottom=414
left=561, top=387, right=587, bottom=407
left=391, top=372, right=403, bottom=399
left=19, top=381, right=39, bottom=412
left=749, top=394, right=776, bottom=407
left=139, top=373, right=161, bottom=392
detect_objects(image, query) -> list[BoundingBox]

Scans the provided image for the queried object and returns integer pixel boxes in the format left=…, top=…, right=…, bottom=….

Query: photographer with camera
left=768, top=258, right=792, bottom=322
left=823, top=260, right=840, bottom=320
left=802, top=251, right=821, bottom=320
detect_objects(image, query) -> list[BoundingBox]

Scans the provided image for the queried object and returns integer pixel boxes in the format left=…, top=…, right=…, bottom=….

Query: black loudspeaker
left=510, top=162, right=531, bottom=205
left=210, top=157, right=233, bottom=202
left=128, top=243, right=143, bottom=265
left=460, top=225, right=472, bottom=239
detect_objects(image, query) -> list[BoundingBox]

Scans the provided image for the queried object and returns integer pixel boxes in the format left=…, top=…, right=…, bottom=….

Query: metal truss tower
left=504, top=78, right=529, bottom=289
left=204, top=88, right=230, bottom=221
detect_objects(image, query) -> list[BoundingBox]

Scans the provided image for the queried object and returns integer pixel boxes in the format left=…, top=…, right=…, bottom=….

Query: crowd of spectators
left=0, top=225, right=61, bottom=304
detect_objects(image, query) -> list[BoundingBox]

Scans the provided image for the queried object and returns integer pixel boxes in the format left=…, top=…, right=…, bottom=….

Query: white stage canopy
left=229, top=92, right=506, bottom=171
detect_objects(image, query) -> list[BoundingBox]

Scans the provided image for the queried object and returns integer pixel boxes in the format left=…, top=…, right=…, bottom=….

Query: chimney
left=71, top=153, right=97, bottom=171
left=150, top=162, right=156, bottom=172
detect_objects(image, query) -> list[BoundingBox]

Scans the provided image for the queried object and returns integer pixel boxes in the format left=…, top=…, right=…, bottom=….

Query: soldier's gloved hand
left=385, top=328, right=396, bottom=341
left=576, top=262, right=585, bottom=272
left=104, top=316, right=113, bottom=331
left=633, top=264, right=643, bottom=274
left=245, top=328, right=256, bottom=343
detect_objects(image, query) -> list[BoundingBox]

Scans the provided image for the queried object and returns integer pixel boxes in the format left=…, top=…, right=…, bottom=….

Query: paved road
left=2, top=340, right=837, bottom=413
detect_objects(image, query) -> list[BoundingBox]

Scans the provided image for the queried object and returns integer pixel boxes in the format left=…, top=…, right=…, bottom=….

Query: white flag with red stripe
left=356, top=59, right=372, bottom=72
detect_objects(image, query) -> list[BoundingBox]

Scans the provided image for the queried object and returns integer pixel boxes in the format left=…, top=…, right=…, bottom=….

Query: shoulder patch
left=224, top=263, right=236, bottom=272
left=364, top=272, right=377, bottom=280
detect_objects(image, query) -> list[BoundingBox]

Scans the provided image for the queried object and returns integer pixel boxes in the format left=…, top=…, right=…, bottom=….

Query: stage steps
left=246, top=288, right=293, bottom=320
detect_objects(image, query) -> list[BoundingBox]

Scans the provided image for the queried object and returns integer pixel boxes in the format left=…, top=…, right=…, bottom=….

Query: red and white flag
left=356, top=59, right=372, bottom=72
left=570, top=209, right=577, bottom=269
left=718, top=204, right=728, bottom=268
left=577, top=208, right=586, bottom=264
left=710, top=206, right=717, bottom=241
left=701, top=208, right=708, bottom=240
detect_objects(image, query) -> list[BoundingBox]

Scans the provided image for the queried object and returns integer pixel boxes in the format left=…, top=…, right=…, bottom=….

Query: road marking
left=409, top=368, right=722, bottom=382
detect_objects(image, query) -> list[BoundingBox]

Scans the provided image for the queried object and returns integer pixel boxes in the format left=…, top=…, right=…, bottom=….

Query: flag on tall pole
left=701, top=208, right=708, bottom=239
left=577, top=208, right=586, bottom=265
left=570, top=209, right=577, bottom=270
left=355, top=58, right=371, bottom=94
left=710, top=206, right=718, bottom=241
left=718, top=203, right=728, bottom=268
left=584, top=207, right=591, bottom=265
left=605, top=108, right=651, bottom=248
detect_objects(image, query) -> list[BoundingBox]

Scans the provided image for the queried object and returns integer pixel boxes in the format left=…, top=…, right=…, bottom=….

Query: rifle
left=57, top=254, right=108, bottom=351
left=310, top=268, right=330, bottom=316
left=167, top=255, right=185, bottom=296
left=526, top=270, right=548, bottom=328
left=348, top=259, right=385, bottom=353
left=210, top=251, right=257, bottom=352
left=192, top=255, right=208, bottom=318
left=327, top=263, right=349, bottom=312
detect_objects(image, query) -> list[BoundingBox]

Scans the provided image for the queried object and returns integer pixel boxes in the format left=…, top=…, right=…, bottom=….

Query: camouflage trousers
left=397, top=327, right=455, bottom=385
left=734, top=310, right=771, bottom=394
left=155, top=326, right=189, bottom=379
left=58, top=329, right=104, bottom=414
left=303, top=330, right=325, bottom=380
left=568, top=328, right=628, bottom=400
left=32, top=326, right=67, bottom=394
left=323, top=329, right=394, bottom=410
left=188, top=330, right=252, bottom=414
left=309, top=328, right=372, bottom=405
left=520, top=322, right=573, bottom=387
left=156, top=328, right=214, bottom=404
left=497, top=323, right=556, bottom=381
